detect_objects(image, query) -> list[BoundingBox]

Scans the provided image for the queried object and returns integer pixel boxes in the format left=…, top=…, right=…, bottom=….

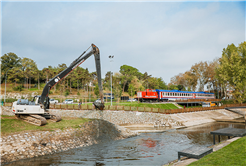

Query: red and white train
left=137, top=89, right=215, bottom=102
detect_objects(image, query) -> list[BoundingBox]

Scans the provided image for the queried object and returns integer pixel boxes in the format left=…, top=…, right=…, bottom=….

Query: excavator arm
left=40, top=44, right=104, bottom=110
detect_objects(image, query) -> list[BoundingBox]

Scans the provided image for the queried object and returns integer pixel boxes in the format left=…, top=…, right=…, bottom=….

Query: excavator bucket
left=93, top=101, right=105, bottom=110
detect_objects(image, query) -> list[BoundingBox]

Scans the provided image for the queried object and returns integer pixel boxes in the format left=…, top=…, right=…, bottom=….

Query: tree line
left=1, top=41, right=245, bottom=102
left=169, top=41, right=246, bottom=103
left=1, top=53, right=167, bottom=98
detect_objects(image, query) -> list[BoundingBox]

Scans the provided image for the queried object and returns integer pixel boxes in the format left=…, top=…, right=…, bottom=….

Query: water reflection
left=4, top=122, right=245, bottom=166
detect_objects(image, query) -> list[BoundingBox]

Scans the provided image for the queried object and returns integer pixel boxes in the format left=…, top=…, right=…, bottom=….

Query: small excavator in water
left=12, top=44, right=105, bottom=126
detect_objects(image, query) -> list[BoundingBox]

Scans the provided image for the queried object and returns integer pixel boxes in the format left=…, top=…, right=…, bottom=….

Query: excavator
left=12, top=44, right=105, bottom=126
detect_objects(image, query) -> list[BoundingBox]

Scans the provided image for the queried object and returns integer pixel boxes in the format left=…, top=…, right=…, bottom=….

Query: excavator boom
left=40, top=44, right=104, bottom=110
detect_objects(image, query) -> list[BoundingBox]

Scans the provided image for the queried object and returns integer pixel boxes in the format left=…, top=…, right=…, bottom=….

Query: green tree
left=1, top=52, right=21, bottom=83
left=127, top=84, right=136, bottom=97
left=119, top=65, right=141, bottom=93
left=94, top=84, right=99, bottom=98
left=216, top=42, right=246, bottom=103
left=7, top=67, right=24, bottom=87
left=112, top=72, right=123, bottom=99
left=21, top=58, right=38, bottom=89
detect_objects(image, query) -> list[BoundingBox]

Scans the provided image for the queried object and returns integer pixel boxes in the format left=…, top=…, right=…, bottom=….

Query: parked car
left=49, top=99, right=58, bottom=104
left=202, top=102, right=216, bottom=107
left=127, top=98, right=137, bottom=102
left=63, top=99, right=73, bottom=104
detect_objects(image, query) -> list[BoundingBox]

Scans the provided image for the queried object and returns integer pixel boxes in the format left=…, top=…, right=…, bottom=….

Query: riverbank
left=165, top=136, right=245, bottom=166
left=1, top=106, right=244, bottom=165
left=0, top=118, right=138, bottom=165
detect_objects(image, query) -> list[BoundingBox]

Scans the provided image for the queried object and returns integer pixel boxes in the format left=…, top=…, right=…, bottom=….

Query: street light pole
left=109, top=55, right=114, bottom=106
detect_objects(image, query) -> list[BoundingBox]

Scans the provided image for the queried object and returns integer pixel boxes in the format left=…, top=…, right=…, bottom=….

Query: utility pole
left=109, top=55, right=114, bottom=106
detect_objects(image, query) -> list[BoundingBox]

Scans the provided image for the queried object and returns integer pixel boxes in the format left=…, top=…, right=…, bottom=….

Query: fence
left=174, top=99, right=222, bottom=102
left=3, top=102, right=246, bottom=114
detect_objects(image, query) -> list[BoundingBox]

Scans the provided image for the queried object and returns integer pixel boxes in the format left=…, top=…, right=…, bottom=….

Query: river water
left=5, top=122, right=245, bottom=166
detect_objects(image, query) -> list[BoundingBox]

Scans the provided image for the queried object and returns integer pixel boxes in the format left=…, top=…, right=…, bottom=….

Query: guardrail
left=2, top=103, right=246, bottom=114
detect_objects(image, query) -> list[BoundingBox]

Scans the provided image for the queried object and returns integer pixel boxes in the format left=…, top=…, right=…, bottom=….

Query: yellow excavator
left=12, top=44, right=104, bottom=126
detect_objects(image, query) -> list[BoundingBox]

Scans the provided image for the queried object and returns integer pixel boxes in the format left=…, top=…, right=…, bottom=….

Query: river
left=5, top=122, right=245, bottom=166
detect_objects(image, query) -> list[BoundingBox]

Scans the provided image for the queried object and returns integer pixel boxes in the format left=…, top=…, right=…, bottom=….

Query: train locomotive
left=137, top=89, right=215, bottom=102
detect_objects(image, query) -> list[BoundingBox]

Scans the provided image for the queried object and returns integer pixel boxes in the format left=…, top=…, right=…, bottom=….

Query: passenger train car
left=137, top=89, right=215, bottom=102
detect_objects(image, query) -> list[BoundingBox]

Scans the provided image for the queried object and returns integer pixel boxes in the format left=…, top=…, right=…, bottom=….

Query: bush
left=12, top=85, right=24, bottom=91
left=64, top=89, right=70, bottom=97
left=5, top=98, right=18, bottom=103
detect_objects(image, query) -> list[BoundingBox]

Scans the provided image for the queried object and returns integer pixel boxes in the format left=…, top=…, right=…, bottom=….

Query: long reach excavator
left=12, top=44, right=105, bottom=126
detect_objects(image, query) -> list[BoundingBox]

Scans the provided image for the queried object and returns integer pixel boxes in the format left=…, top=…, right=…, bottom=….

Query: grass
left=188, top=136, right=246, bottom=166
left=1, top=115, right=91, bottom=135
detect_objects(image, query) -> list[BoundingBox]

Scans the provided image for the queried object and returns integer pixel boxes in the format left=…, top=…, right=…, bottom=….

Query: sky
left=1, top=0, right=245, bottom=84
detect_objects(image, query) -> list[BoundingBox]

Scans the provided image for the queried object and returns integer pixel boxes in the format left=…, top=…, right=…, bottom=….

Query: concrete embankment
left=0, top=119, right=137, bottom=164
left=170, top=109, right=242, bottom=127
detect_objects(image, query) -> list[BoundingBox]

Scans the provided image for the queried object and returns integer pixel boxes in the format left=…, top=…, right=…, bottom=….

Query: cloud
left=2, top=1, right=245, bottom=84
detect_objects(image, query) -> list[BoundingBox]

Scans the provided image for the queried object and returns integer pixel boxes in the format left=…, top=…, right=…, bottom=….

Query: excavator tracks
left=15, top=114, right=47, bottom=126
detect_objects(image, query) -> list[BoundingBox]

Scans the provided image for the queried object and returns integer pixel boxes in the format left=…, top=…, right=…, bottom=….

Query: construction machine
left=12, top=44, right=105, bottom=126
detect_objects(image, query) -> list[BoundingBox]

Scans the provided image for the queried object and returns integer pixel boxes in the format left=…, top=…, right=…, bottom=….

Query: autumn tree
left=190, top=61, right=209, bottom=92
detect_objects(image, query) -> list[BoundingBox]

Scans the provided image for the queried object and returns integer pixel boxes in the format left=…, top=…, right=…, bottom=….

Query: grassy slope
left=1, top=115, right=90, bottom=135
left=188, top=136, right=246, bottom=166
